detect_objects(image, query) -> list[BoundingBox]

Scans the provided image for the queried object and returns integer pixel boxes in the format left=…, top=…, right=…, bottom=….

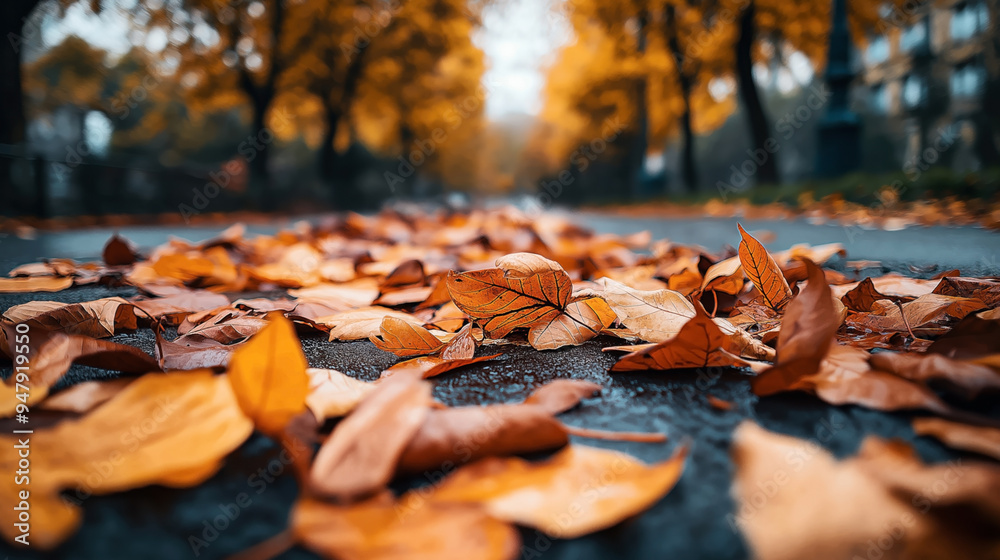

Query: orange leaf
left=310, top=375, right=433, bottom=501
left=369, top=317, right=445, bottom=357
left=0, top=276, right=73, bottom=293
left=292, top=493, right=519, bottom=560
left=610, top=305, right=747, bottom=371
left=227, top=313, right=309, bottom=436
left=426, top=444, right=687, bottom=539
left=527, top=296, right=616, bottom=350
left=446, top=252, right=572, bottom=338
left=0, top=371, right=253, bottom=549
left=737, top=224, right=791, bottom=311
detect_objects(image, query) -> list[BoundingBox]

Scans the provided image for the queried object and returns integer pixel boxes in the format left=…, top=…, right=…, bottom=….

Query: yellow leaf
left=227, top=313, right=309, bottom=435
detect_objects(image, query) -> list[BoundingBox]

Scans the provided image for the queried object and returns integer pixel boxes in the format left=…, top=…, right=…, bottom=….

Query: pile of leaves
left=1, top=207, right=999, bottom=558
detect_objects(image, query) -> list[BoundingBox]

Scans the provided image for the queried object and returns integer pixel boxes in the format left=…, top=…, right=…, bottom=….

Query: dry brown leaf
left=731, top=422, right=1000, bottom=560
left=310, top=375, right=433, bottom=501
left=292, top=494, right=519, bottom=560
left=751, top=259, right=838, bottom=393
left=380, top=353, right=502, bottom=379
left=446, top=252, right=572, bottom=339
left=0, top=276, right=73, bottom=293
left=182, top=310, right=268, bottom=344
left=316, top=306, right=423, bottom=341
left=840, top=277, right=895, bottom=312
left=700, top=255, right=744, bottom=295
left=912, top=417, right=1000, bottom=461
left=869, top=351, right=1000, bottom=399
left=130, top=291, right=231, bottom=325
left=737, top=224, right=792, bottom=310
left=154, top=325, right=242, bottom=371
left=395, top=379, right=602, bottom=475
left=788, top=343, right=951, bottom=414
left=369, top=317, right=445, bottom=357
left=227, top=314, right=309, bottom=436
left=0, top=322, right=159, bottom=391
left=0, top=371, right=253, bottom=549
left=2, top=297, right=138, bottom=338
left=526, top=296, right=615, bottom=350
left=439, top=322, right=477, bottom=360
left=102, top=233, right=140, bottom=266
left=846, top=293, right=987, bottom=334
left=932, top=276, right=1000, bottom=307
left=589, top=277, right=695, bottom=342
left=610, top=305, right=749, bottom=372
left=304, top=368, right=376, bottom=421
left=425, top=444, right=687, bottom=539
left=36, top=378, right=133, bottom=414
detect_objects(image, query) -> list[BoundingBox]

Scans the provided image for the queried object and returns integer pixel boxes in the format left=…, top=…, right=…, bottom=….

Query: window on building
left=951, top=2, right=991, bottom=40
left=900, top=19, right=928, bottom=52
left=902, top=74, right=926, bottom=107
left=951, top=62, right=986, bottom=98
left=866, top=35, right=890, bottom=65
left=870, top=83, right=890, bottom=114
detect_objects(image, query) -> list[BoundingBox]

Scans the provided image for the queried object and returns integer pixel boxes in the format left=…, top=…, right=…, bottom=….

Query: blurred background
left=0, top=0, right=998, bottom=221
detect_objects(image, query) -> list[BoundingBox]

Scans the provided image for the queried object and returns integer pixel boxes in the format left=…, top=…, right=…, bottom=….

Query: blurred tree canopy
left=15, top=0, right=488, bottom=207
left=528, top=0, right=907, bottom=193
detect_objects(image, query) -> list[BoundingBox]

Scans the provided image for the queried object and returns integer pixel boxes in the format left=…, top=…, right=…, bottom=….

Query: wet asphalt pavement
left=1, top=212, right=998, bottom=560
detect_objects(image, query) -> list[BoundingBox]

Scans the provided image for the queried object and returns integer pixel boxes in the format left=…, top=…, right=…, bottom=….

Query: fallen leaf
left=840, top=277, right=895, bottom=312
left=0, top=322, right=159, bottom=391
left=521, top=379, right=601, bottom=414
left=589, top=277, right=695, bottom=342
left=845, top=293, right=987, bottom=334
left=912, top=417, right=1000, bottom=461
left=36, top=378, right=133, bottom=414
left=730, top=422, right=1000, bottom=560
left=227, top=314, right=309, bottom=436
left=869, top=351, right=1000, bottom=399
left=426, top=444, right=687, bottom=539
left=446, top=252, right=572, bottom=339
left=526, top=296, right=615, bottom=350
left=369, top=317, right=445, bottom=357
left=932, top=276, right=1000, bottom=307
left=304, top=368, right=376, bottom=421
left=3, top=297, right=138, bottom=338
left=102, top=233, right=140, bottom=266
left=130, top=290, right=231, bottom=325
left=0, top=371, right=253, bottom=549
left=610, top=305, right=749, bottom=372
left=292, top=494, right=519, bottom=560
left=380, top=353, right=502, bottom=379
left=751, top=259, right=838, bottom=393
left=0, top=276, right=73, bottom=293
left=737, top=224, right=792, bottom=310
left=310, top=375, right=433, bottom=501
left=316, top=306, right=424, bottom=341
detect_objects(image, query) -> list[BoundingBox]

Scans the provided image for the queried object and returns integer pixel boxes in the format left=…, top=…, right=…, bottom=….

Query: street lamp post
left=815, top=0, right=862, bottom=177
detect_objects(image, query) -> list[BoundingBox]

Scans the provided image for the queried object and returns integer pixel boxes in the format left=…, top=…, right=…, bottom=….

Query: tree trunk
left=735, top=1, right=779, bottom=185
left=679, top=89, right=698, bottom=191
left=247, top=100, right=271, bottom=209
left=0, top=1, right=37, bottom=214
left=665, top=5, right=699, bottom=192
left=319, top=109, right=341, bottom=183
